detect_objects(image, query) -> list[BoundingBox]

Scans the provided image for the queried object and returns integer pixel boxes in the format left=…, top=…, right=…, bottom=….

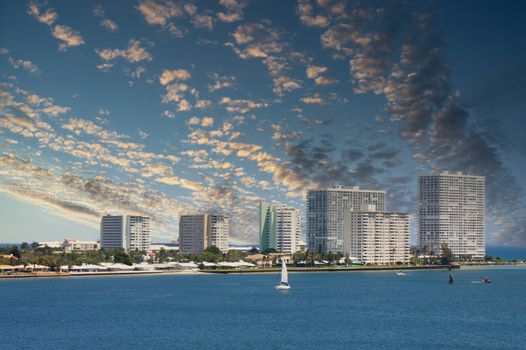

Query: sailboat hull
left=275, top=285, right=291, bottom=290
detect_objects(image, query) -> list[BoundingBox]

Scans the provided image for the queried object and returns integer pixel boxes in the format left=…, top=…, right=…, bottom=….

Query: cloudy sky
left=0, top=0, right=525, bottom=246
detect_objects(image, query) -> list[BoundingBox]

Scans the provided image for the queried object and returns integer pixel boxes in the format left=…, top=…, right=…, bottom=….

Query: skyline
left=0, top=0, right=525, bottom=246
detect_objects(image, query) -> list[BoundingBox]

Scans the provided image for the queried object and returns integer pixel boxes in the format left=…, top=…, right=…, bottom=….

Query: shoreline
left=0, top=264, right=458, bottom=279
left=1, top=263, right=523, bottom=279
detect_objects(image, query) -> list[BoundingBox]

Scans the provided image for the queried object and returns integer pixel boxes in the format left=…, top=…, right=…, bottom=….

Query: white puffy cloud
left=96, top=39, right=152, bottom=64
left=159, top=69, right=191, bottom=85
left=27, top=1, right=58, bottom=26
left=52, top=25, right=85, bottom=51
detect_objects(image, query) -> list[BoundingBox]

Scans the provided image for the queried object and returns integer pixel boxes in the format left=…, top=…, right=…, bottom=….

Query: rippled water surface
left=1, top=266, right=525, bottom=349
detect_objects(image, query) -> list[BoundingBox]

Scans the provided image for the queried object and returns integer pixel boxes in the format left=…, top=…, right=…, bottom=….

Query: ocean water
left=1, top=267, right=525, bottom=350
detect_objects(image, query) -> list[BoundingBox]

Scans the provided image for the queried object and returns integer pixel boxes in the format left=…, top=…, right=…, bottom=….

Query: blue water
left=486, top=246, right=526, bottom=260
left=1, top=267, right=525, bottom=349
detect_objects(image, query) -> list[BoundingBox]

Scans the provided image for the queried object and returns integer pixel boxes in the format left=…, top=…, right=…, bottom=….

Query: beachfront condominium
left=259, top=202, right=301, bottom=254
left=179, top=214, right=229, bottom=255
left=418, top=172, right=485, bottom=260
left=100, top=215, right=151, bottom=253
left=343, top=212, right=410, bottom=265
left=306, top=186, right=386, bottom=253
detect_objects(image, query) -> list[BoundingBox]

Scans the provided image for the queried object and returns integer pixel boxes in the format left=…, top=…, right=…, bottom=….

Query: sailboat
left=275, top=260, right=291, bottom=290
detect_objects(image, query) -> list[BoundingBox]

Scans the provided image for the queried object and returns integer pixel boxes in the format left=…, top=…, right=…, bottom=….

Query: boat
left=275, top=260, right=291, bottom=290
left=448, top=273, right=454, bottom=284
left=396, top=272, right=406, bottom=276
left=482, top=277, right=491, bottom=283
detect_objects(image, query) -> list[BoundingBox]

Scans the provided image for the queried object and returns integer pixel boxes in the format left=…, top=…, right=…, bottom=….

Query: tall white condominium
left=343, top=212, right=410, bottom=265
left=100, top=215, right=151, bottom=253
left=275, top=206, right=301, bottom=254
left=259, top=202, right=301, bottom=254
left=418, top=172, right=485, bottom=260
left=126, top=215, right=151, bottom=253
left=179, top=214, right=229, bottom=255
left=306, top=186, right=386, bottom=253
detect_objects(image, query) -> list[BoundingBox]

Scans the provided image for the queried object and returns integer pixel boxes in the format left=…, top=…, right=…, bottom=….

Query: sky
left=0, top=0, right=525, bottom=246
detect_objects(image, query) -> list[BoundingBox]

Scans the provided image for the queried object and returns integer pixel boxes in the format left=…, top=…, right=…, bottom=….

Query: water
left=486, top=246, right=526, bottom=260
left=1, top=267, right=525, bottom=349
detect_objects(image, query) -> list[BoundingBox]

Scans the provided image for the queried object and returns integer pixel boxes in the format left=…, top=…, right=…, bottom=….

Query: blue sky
left=0, top=0, right=525, bottom=246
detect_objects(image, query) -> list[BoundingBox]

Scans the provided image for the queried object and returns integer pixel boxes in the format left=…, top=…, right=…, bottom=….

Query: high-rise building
left=207, top=214, right=229, bottom=253
left=179, top=214, right=229, bottom=255
left=306, top=186, right=386, bottom=253
left=100, top=214, right=151, bottom=253
left=259, top=202, right=301, bottom=254
left=127, top=215, right=151, bottom=253
left=343, top=212, right=410, bottom=265
left=418, top=172, right=485, bottom=260
left=100, top=215, right=126, bottom=250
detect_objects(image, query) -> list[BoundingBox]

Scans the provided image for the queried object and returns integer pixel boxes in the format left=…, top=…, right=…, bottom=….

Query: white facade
left=63, top=238, right=100, bottom=252
left=306, top=186, right=386, bottom=253
left=418, top=172, right=485, bottom=259
left=179, top=214, right=229, bottom=255
left=275, top=206, right=301, bottom=254
left=207, top=214, right=229, bottom=253
left=126, top=215, right=151, bottom=253
left=344, top=212, right=410, bottom=265
left=100, top=215, right=151, bottom=253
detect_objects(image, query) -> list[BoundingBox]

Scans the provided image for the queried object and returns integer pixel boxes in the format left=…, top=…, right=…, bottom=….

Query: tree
left=249, top=246, right=259, bottom=254
left=21, top=242, right=30, bottom=251
left=113, top=248, right=132, bottom=265
left=262, top=248, right=278, bottom=254
left=440, top=243, right=455, bottom=265
left=205, top=246, right=222, bottom=256
left=9, top=246, right=21, bottom=259
left=31, top=241, right=39, bottom=250
left=292, top=251, right=306, bottom=263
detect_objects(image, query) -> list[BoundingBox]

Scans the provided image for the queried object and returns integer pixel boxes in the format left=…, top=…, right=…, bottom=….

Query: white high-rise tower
left=418, top=172, right=485, bottom=260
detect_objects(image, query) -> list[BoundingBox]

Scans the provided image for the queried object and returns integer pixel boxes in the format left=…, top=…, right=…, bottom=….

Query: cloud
left=192, top=14, right=214, bottom=30
left=8, top=57, right=41, bottom=75
left=306, top=65, right=327, bottom=78
left=37, top=101, right=69, bottom=117
left=229, top=22, right=302, bottom=96
left=219, top=97, right=269, bottom=114
left=296, top=0, right=329, bottom=28
left=218, top=0, right=247, bottom=23
left=136, top=0, right=183, bottom=26
left=314, top=76, right=338, bottom=85
left=100, top=19, right=118, bottom=32
left=300, top=94, right=326, bottom=105
left=27, top=2, right=84, bottom=51
left=93, top=5, right=118, bottom=32
left=156, top=176, right=204, bottom=191
left=27, top=1, right=58, bottom=26
left=185, top=116, right=214, bottom=127
left=159, top=69, right=191, bottom=85
left=96, top=39, right=152, bottom=64
left=207, top=73, right=236, bottom=92
left=52, top=25, right=85, bottom=51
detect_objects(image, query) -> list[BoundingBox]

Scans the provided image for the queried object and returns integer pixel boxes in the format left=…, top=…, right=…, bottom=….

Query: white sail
left=281, top=260, right=288, bottom=284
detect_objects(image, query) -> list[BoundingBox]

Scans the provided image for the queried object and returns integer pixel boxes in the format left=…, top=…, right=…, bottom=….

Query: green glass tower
left=259, top=202, right=276, bottom=252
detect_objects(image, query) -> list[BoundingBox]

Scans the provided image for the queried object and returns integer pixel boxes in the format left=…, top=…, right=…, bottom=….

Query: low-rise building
left=63, top=238, right=100, bottom=252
